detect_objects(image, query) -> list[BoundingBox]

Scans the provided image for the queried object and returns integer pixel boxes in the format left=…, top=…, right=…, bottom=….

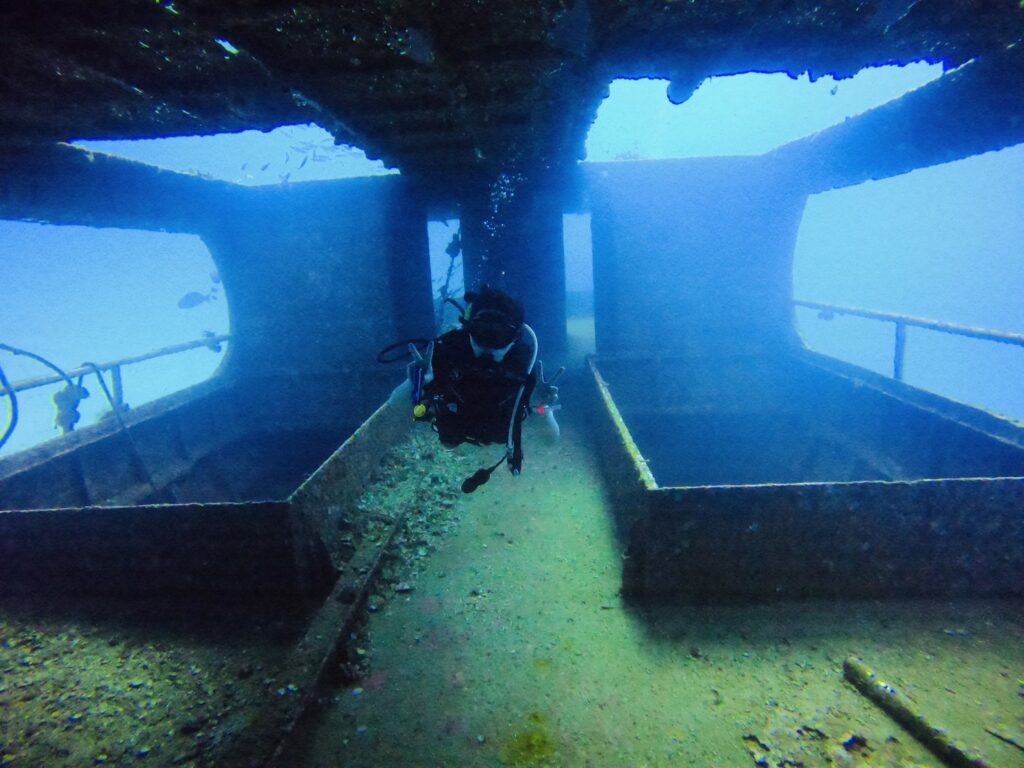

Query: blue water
left=0, top=223, right=228, bottom=456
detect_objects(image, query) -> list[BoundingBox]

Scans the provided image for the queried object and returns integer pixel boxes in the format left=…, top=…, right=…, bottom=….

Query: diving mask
left=469, top=335, right=515, bottom=362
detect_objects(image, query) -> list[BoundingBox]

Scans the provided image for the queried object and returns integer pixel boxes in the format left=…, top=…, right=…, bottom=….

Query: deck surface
left=297, top=414, right=1024, bottom=768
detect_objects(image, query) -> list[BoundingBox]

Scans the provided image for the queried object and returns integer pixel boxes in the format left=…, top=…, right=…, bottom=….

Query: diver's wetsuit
left=425, top=327, right=536, bottom=465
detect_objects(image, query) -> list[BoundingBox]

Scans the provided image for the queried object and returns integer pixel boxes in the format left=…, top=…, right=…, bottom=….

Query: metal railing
left=794, top=299, right=1024, bottom=381
left=1, top=333, right=230, bottom=398
left=0, top=333, right=230, bottom=455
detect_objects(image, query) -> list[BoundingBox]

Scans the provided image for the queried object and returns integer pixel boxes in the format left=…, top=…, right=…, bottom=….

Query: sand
left=297, top=414, right=1024, bottom=768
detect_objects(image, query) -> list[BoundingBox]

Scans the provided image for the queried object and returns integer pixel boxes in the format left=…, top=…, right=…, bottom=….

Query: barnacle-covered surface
left=2, top=1, right=1022, bottom=188
left=0, top=595, right=305, bottom=767
left=0, top=428, right=472, bottom=768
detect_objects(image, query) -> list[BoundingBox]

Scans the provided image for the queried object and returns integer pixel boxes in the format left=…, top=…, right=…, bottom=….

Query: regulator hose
left=0, top=362, right=17, bottom=451
left=81, top=362, right=171, bottom=502
left=0, top=343, right=75, bottom=447
left=377, top=338, right=433, bottom=364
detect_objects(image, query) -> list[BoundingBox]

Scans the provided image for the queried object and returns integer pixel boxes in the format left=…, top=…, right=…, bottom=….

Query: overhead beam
left=767, top=44, right=1024, bottom=194
left=0, top=142, right=232, bottom=233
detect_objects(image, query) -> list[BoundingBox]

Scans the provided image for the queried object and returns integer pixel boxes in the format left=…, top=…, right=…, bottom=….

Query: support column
left=459, top=177, right=567, bottom=361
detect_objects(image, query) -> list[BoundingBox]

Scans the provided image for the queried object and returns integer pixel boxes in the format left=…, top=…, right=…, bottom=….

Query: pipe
left=843, top=656, right=992, bottom=768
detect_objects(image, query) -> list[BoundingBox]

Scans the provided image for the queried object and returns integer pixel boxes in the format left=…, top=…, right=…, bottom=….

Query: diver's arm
left=388, top=342, right=434, bottom=407
left=532, top=360, right=563, bottom=444
left=538, top=403, right=560, bottom=444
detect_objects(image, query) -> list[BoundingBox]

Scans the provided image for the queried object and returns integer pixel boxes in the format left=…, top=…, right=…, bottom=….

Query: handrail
left=794, top=300, right=1024, bottom=346
left=794, top=299, right=1024, bottom=381
left=0, top=333, right=231, bottom=397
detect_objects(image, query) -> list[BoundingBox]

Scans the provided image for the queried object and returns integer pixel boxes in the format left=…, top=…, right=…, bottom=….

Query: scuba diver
left=386, top=285, right=562, bottom=492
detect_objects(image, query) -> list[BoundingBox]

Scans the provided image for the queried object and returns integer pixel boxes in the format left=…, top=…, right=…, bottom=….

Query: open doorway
left=563, top=213, right=595, bottom=362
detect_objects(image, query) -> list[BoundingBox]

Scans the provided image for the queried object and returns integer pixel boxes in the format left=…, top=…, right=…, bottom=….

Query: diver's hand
left=535, top=360, right=564, bottom=406
left=408, top=341, right=434, bottom=385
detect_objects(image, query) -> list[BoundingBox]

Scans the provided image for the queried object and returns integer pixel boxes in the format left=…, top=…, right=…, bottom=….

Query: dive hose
left=461, top=323, right=538, bottom=493
left=0, top=362, right=17, bottom=451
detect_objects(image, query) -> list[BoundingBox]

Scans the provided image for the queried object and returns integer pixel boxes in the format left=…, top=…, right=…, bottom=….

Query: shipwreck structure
left=4, top=3, right=1024, bottom=763
left=2, top=2, right=1024, bottom=607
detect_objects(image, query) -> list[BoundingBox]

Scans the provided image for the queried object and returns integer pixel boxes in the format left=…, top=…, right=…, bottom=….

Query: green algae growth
left=501, top=711, right=558, bottom=766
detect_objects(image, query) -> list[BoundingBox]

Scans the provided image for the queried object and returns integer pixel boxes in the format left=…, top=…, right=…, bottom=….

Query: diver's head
left=463, top=285, right=524, bottom=360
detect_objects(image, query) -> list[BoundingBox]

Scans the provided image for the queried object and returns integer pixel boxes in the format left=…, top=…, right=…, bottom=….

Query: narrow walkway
left=299, top=409, right=1024, bottom=768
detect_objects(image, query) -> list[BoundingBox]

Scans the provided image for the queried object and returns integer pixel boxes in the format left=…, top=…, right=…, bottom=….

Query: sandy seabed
left=298, top=413, right=1024, bottom=768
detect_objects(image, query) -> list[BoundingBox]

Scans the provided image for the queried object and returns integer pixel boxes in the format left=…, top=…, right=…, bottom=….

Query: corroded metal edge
left=586, top=355, right=657, bottom=492
left=289, top=398, right=412, bottom=570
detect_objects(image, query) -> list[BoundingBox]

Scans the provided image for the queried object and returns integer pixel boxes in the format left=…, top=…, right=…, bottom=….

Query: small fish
left=830, top=85, right=838, bottom=95
left=279, top=172, right=291, bottom=183
left=177, top=290, right=214, bottom=309
left=299, top=155, right=308, bottom=169
left=241, top=162, right=248, bottom=170
left=210, top=270, right=221, bottom=284
left=260, top=162, right=270, bottom=171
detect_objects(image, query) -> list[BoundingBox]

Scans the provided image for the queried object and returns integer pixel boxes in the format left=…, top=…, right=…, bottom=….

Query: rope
left=0, top=362, right=17, bottom=451
left=0, top=343, right=76, bottom=448
left=81, top=362, right=175, bottom=503
left=506, top=323, right=539, bottom=468
left=0, top=343, right=75, bottom=388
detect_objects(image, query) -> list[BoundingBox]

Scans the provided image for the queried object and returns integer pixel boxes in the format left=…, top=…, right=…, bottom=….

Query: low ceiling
left=3, top=1, right=1023, bottom=191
